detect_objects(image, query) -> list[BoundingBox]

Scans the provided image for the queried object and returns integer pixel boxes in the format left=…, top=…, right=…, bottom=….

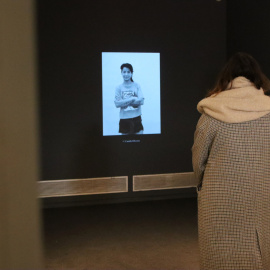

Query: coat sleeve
left=192, top=114, right=216, bottom=188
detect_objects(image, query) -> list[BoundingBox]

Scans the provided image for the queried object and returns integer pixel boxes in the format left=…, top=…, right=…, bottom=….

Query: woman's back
left=194, top=113, right=270, bottom=269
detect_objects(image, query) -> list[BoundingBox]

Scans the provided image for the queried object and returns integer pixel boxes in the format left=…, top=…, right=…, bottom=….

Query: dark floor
left=42, top=197, right=199, bottom=270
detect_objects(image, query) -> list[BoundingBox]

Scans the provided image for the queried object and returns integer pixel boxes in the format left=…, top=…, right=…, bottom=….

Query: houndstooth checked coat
left=192, top=77, right=270, bottom=269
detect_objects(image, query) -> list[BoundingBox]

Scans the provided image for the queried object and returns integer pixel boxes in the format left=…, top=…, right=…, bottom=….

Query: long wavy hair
left=206, top=52, right=270, bottom=97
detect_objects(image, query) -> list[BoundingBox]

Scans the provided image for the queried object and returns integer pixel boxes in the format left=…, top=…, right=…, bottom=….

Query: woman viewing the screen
left=114, top=63, right=144, bottom=135
left=192, top=52, right=270, bottom=269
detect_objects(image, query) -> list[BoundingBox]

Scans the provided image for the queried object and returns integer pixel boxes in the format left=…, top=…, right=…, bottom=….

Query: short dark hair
left=120, top=63, right=133, bottom=73
left=120, top=63, right=134, bottom=82
left=207, top=52, right=270, bottom=97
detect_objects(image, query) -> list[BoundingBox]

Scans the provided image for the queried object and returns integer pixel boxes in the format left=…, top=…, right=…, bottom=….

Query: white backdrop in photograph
left=102, top=52, right=161, bottom=136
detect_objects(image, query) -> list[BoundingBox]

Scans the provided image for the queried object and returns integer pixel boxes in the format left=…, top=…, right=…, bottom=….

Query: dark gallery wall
left=37, top=0, right=226, bottom=185
left=36, top=0, right=270, bottom=205
left=227, top=0, right=270, bottom=77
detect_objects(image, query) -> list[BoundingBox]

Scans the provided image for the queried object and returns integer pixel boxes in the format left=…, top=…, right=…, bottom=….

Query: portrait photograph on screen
left=102, top=52, right=161, bottom=136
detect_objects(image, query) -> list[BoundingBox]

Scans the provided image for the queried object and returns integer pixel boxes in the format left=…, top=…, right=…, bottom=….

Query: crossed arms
left=114, top=96, right=144, bottom=108
left=114, top=84, right=144, bottom=108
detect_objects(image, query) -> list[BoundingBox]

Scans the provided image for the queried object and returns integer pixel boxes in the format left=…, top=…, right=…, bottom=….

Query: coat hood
left=197, top=76, right=270, bottom=123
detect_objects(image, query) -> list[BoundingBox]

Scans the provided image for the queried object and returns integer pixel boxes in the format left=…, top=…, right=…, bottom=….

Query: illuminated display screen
left=102, top=52, right=161, bottom=136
